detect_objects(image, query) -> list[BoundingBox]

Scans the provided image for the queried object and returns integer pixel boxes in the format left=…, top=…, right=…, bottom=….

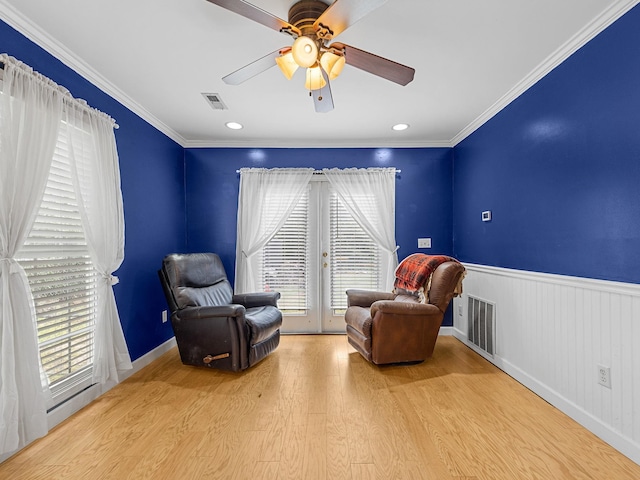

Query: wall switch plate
left=458, top=305, right=463, bottom=316
left=418, top=238, right=431, bottom=248
left=597, top=364, right=611, bottom=388
left=162, top=310, right=168, bottom=323
left=482, top=211, right=492, bottom=222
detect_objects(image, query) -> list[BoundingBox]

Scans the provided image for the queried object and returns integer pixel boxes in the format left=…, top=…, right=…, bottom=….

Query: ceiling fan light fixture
left=320, top=52, right=345, bottom=80
left=207, top=0, right=416, bottom=113
left=275, top=51, right=299, bottom=80
left=292, top=36, right=318, bottom=68
left=305, top=66, right=327, bottom=91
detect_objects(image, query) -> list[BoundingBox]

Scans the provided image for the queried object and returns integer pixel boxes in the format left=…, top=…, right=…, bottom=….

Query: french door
left=260, top=179, right=381, bottom=333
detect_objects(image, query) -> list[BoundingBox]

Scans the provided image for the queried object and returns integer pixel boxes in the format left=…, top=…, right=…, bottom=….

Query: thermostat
left=482, top=211, right=492, bottom=222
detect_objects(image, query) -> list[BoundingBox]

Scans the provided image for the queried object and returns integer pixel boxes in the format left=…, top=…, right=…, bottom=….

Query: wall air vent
left=467, top=295, right=496, bottom=357
left=202, top=93, right=228, bottom=110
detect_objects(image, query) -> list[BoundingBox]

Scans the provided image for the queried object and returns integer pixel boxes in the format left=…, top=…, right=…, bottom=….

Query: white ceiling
left=1, top=0, right=637, bottom=147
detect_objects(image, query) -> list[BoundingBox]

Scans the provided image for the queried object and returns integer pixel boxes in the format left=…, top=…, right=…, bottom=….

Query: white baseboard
left=439, top=326, right=454, bottom=336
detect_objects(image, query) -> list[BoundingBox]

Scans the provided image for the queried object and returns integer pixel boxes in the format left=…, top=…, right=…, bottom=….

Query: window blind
left=261, top=189, right=310, bottom=314
left=17, top=130, right=97, bottom=405
left=330, top=190, right=379, bottom=313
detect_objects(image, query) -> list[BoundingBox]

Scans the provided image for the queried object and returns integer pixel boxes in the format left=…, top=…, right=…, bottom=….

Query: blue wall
left=453, top=5, right=640, bottom=284
left=184, top=147, right=457, bottom=324
left=1, top=20, right=186, bottom=360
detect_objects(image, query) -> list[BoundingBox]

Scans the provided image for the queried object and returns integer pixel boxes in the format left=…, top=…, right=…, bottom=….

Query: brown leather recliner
left=158, top=253, right=282, bottom=372
left=345, top=260, right=465, bottom=365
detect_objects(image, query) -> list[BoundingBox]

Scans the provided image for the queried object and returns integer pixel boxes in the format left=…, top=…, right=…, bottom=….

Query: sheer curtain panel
left=0, top=54, right=131, bottom=456
left=235, top=168, right=314, bottom=293
left=322, top=168, right=399, bottom=291
left=63, top=101, right=131, bottom=385
left=0, top=55, right=63, bottom=454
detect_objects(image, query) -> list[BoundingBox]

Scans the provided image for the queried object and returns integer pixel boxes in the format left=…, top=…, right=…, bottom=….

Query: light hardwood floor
left=2, top=335, right=639, bottom=479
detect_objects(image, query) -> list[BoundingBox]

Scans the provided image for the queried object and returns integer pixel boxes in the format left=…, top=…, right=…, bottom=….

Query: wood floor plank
left=340, top=356, right=375, bottom=465
left=302, top=413, right=327, bottom=479
left=2, top=336, right=640, bottom=480
left=276, top=422, right=307, bottom=480
left=389, top=389, right=456, bottom=479
left=350, top=463, right=376, bottom=480
left=326, top=414, right=351, bottom=479
left=249, top=460, right=279, bottom=480
left=256, top=412, right=289, bottom=462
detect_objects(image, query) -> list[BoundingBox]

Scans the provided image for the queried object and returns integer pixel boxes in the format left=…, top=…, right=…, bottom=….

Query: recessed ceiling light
left=392, top=123, right=409, bottom=131
left=226, top=121, right=243, bottom=130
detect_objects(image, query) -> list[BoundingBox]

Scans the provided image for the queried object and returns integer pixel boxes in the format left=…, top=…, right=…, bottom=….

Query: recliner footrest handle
left=203, top=353, right=230, bottom=364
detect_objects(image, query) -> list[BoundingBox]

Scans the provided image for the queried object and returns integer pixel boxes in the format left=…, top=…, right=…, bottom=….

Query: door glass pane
left=329, top=189, right=379, bottom=314
left=261, top=189, right=309, bottom=314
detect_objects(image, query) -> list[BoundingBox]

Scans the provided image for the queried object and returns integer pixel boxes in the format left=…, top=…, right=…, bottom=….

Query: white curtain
left=63, top=101, right=132, bottom=385
left=323, top=167, right=399, bottom=291
left=0, top=55, right=63, bottom=454
left=235, top=168, right=314, bottom=293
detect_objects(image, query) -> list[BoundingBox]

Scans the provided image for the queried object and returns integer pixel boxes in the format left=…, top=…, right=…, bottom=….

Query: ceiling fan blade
left=222, top=48, right=286, bottom=85
left=312, top=67, right=334, bottom=113
left=205, top=0, right=301, bottom=37
left=314, top=0, right=387, bottom=39
left=331, top=42, right=415, bottom=86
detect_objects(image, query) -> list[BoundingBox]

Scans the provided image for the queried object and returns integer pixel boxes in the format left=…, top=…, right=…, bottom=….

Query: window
left=16, top=124, right=98, bottom=407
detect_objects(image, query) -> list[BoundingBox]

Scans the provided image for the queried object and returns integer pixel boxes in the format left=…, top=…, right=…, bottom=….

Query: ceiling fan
left=205, top=0, right=415, bottom=112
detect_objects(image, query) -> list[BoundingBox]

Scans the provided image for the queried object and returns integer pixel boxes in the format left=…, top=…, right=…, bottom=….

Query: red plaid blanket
left=394, top=254, right=459, bottom=293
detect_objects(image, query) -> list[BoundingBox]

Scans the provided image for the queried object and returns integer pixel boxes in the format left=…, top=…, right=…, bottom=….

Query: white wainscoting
left=452, top=264, right=640, bottom=465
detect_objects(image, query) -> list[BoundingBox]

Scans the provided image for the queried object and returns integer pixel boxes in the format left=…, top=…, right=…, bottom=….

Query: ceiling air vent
left=202, top=93, right=228, bottom=110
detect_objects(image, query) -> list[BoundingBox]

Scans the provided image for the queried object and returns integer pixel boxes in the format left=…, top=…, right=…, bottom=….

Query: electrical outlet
left=418, top=237, right=431, bottom=248
left=597, top=364, right=611, bottom=388
left=162, top=310, right=168, bottom=323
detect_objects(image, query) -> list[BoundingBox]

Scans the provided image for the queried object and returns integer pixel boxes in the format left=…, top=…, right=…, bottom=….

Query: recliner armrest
left=346, top=289, right=396, bottom=308
left=178, top=304, right=246, bottom=320
left=371, top=300, right=441, bottom=317
left=232, top=292, right=281, bottom=308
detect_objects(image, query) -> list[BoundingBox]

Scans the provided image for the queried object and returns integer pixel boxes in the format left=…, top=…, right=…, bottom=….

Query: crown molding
left=183, top=138, right=454, bottom=149
left=0, top=0, right=187, bottom=147
left=450, top=0, right=640, bottom=147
